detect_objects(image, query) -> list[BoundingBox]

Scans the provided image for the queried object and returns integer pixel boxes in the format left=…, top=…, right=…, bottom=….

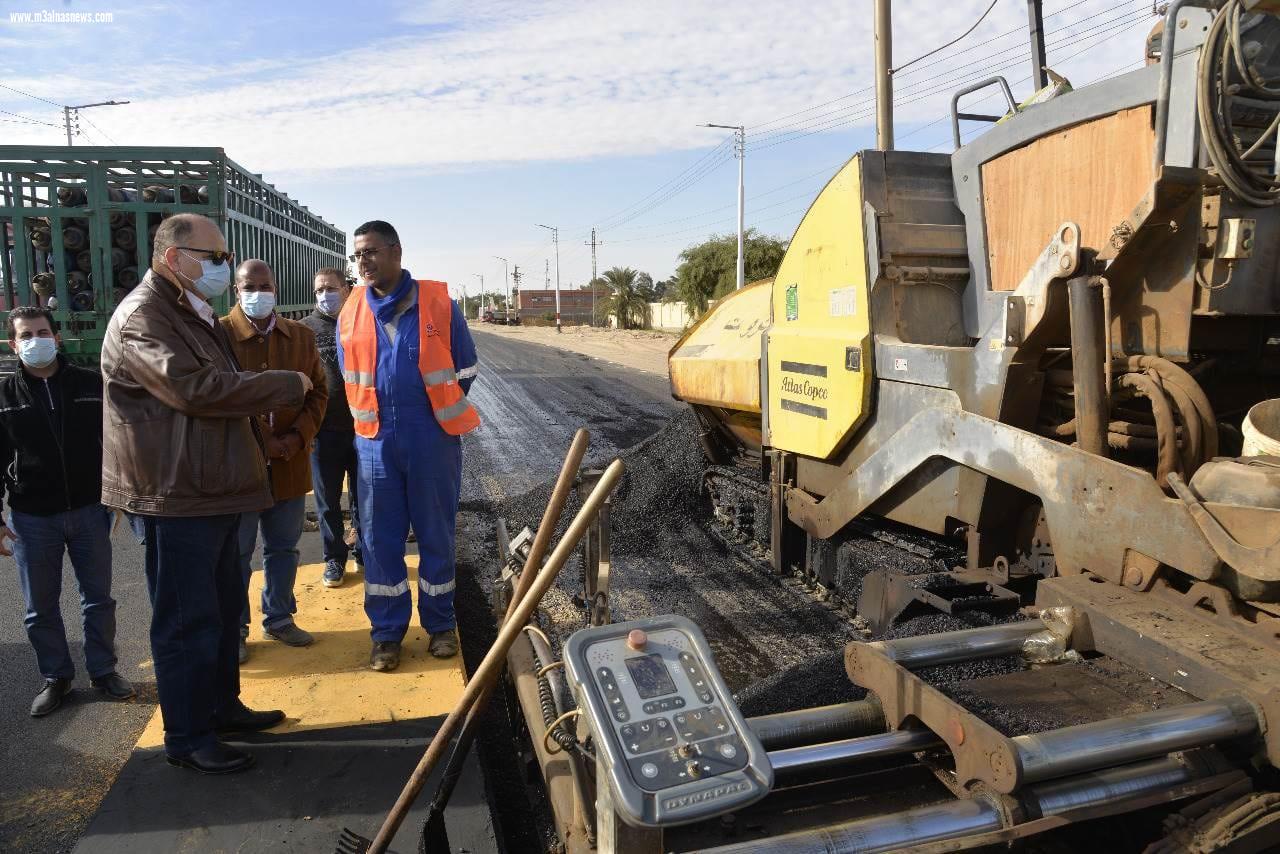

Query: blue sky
left=0, top=0, right=1161, bottom=302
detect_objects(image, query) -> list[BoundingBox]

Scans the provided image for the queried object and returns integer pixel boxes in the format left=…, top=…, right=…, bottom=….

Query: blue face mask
left=179, top=251, right=232, bottom=300
left=316, top=291, right=343, bottom=316
left=240, top=290, right=276, bottom=320
left=18, top=336, right=57, bottom=369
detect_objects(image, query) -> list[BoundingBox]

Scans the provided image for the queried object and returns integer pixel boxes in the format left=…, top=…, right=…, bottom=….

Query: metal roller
left=695, top=797, right=1003, bottom=854
left=747, top=699, right=885, bottom=750
left=871, top=620, right=1046, bottom=669
left=1025, top=754, right=1209, bottom=818
left=1014, top=696, right=1258, bottom=784
left=767, top=728, right=942, bottom=776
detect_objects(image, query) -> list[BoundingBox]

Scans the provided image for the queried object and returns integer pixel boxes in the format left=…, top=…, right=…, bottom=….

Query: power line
left=0, top=106, right=60, bottom=127
left=743, top=1, right=1095, bottom=135
left=745, top=2, right=1148, bottom=149
left=745, top=8, right=1150, bottom=155
left=0, top=81, right=61, bottom=107
left=893, top=0, right=1001, bottom=75
left=78, top=113, right=119, bottom=145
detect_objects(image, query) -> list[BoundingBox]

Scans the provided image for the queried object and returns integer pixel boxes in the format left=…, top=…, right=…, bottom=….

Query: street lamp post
left=492, top=255, right=509, bottom=320
left=535, top=223, right=561, bottom=332
left=701, top=123, right=745, bottom=290
left=64, top=99, right=130, bottom=146
left=473, top=273, right=485, bottom=318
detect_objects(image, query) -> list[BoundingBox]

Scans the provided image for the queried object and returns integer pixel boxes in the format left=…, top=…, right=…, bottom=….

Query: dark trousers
left=310, top=429, right=360, bottom=565
left=12, top=504, right=117, bottom=681
left=139, top=513, right=242, bottom=756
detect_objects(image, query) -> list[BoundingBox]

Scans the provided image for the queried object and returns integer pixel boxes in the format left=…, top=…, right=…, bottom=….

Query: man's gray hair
left=151, top=214, right=206, bottom=264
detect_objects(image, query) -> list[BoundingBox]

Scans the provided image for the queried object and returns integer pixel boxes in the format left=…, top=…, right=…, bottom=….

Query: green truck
left=0, top=146, right=347, bottom=366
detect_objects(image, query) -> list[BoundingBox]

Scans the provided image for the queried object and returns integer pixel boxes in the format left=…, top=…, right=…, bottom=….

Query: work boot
left=322, top=559, right=344, bottom=588
left=265, top=623, right=314, bottom=647
left=215, top=701, right=286, bottom=734
left=429, top=628, right=459, bottom=659
left=238, top=637, right=249, bottom=664
left=31, top=678, right=72, bottom=717
left=370, top=640, right=401, bottom=672
left=166, top=742, right=255, bottom=775
left=91, top=672, right=135, bottom=700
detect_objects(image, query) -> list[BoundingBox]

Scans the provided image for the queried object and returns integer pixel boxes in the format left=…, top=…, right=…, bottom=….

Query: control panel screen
left=625, top=653, right=677, bottom=699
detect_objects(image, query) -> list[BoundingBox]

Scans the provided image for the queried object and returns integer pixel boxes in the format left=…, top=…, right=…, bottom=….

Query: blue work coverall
left=339, top=271, right=478, bottom=640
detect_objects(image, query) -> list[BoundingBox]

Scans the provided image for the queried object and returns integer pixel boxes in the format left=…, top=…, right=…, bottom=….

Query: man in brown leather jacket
left=101, top=213, right=313, bottom=775
left=222, top=259, right=327, bottom=662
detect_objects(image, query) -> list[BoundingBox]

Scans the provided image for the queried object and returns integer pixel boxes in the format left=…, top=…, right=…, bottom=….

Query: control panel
left=564, top=615, right=772, bottom=827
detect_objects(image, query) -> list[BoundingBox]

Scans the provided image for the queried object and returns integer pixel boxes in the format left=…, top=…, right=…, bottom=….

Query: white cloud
left=1, top=0, right=1159, bottom=176
left=0, top=0, right=1162, bottom=285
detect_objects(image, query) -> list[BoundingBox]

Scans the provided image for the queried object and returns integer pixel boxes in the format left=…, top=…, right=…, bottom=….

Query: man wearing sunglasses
left=338, top=220, right=479, bottom=672
left=101, top=213, right=314, bottom=775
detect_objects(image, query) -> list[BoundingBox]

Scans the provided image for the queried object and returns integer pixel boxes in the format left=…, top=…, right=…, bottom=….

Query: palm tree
left=599, top=267, right=652, bottom=330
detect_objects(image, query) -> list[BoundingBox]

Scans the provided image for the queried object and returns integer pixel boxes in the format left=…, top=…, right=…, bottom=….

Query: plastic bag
left=1022, top=606, right=1080, bottom=665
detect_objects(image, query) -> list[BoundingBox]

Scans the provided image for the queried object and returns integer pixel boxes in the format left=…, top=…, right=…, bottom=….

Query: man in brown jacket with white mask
left=101, top=213, right=313, bottom=775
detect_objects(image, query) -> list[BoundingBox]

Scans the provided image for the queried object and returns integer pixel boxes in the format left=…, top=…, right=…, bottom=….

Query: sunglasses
left=177, top=247, right=235, bottom=265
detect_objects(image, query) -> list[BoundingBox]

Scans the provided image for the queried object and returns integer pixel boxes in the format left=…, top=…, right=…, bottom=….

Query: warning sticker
left=829, top=286, right=857, bottom=317
left=785, top=284, right=799, bottom=321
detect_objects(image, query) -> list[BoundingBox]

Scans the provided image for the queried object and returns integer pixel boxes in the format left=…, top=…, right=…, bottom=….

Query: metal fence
left=0, top=146, right=345, bottom=364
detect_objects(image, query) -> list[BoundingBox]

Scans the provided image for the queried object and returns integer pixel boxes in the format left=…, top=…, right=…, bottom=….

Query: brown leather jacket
left=101, top=270, right=304, bottom=517
left=220, top=305, right=328, bottom=502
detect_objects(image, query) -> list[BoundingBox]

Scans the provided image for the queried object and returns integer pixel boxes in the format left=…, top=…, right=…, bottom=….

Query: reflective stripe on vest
left=338, top=279, right=481, bottom=439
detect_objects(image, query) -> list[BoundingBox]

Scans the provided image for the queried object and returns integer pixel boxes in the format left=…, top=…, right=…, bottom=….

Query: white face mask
left=18, top=336, right=57, bottom=369
left=316, top=291, right=343, bottom=316
left=175, top=251, right=232, bottom=300
left=240, top=290, right=276, bottom=320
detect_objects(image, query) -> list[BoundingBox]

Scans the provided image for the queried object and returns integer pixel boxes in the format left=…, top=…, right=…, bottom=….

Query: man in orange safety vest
left=338, top=220, right=479, bottom=672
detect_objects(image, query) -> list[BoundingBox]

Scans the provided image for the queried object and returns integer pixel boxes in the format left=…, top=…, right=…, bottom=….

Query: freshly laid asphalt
left=0, top=326, right=678, bottom=854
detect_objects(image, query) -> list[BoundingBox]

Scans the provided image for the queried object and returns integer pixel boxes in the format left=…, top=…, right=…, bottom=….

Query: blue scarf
left=367, top=270, right=414, bottom=325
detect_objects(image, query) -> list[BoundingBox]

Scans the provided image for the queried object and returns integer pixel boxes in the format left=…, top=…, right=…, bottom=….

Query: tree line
left=585, top=229, right=787, bottom=329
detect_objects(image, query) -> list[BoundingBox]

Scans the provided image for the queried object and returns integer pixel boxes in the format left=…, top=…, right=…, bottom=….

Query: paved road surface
left=0, top=326, right=678, bottom=853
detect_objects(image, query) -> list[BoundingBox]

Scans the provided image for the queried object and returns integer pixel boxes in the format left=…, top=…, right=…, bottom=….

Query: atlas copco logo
left=781, top=376, right=829, bottom=401
left=662, top=780, right=750, bottom=812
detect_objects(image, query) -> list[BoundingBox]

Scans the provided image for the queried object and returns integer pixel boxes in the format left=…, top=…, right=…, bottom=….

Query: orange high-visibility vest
left=339, top=279, right=480, bottom=438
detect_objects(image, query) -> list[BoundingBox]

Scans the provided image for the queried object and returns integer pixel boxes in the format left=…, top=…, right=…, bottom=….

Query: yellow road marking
left=135, top=554, right=465, bottom=748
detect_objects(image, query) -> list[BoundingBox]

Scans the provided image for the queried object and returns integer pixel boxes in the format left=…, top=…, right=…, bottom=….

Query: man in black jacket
left=301, top=267, right=362, bottom=588
left=0, top=306, right=133, bottom=717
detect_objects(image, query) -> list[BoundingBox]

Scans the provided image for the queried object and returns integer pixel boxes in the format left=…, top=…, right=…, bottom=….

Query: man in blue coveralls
left=338, top=220, right=479, bottom=672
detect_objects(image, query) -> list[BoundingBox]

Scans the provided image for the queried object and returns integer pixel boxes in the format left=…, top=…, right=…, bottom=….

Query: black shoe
left=322, top=559, right=344, bottom=588
left=429, top=628, right=459, bottom=659
left=215, top=703, right=286, bottom=734
left=31, top=678, right=72, bottom=717
left=166, top=742, right=255, bottom=775
left=370, top=640, right=401, bottom=672
left=91, top=672, right=135, bottom=700
left=238, top=637, right=249, bottom=665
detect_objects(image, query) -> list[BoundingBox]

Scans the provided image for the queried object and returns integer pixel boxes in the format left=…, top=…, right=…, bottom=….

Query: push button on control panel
left=620, top=717, right=678, bottom=755
left=680, top=651, right=715, bottom=704
left=599, top=666, right=630, bottom=723
left=674, top=706, right=730, bottom=741
left=642, top=696, right=686, bottom=714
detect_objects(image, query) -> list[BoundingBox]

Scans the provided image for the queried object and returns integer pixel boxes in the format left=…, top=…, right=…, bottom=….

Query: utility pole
left=460, top=282, right=468, bottom=320
left=701, top=123, right=746, bottom=290
left=473, top=273, right=485, bottom=317
left=63, top=99, right=130, bottom=146
left=492, top=255, right=509, bottom=317
left=536, top=224, right=561, bottom=332
left=584, top=227, right=602, bottom=326
left=874, top=0, right=894, bottom=150
left=1026, top=0, right=1048, bottom=91
left=511, top=265, right=522, bottom=322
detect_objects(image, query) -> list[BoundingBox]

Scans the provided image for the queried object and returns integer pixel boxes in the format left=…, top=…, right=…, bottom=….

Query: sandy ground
left=472, top=322, right=677, bottom=377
